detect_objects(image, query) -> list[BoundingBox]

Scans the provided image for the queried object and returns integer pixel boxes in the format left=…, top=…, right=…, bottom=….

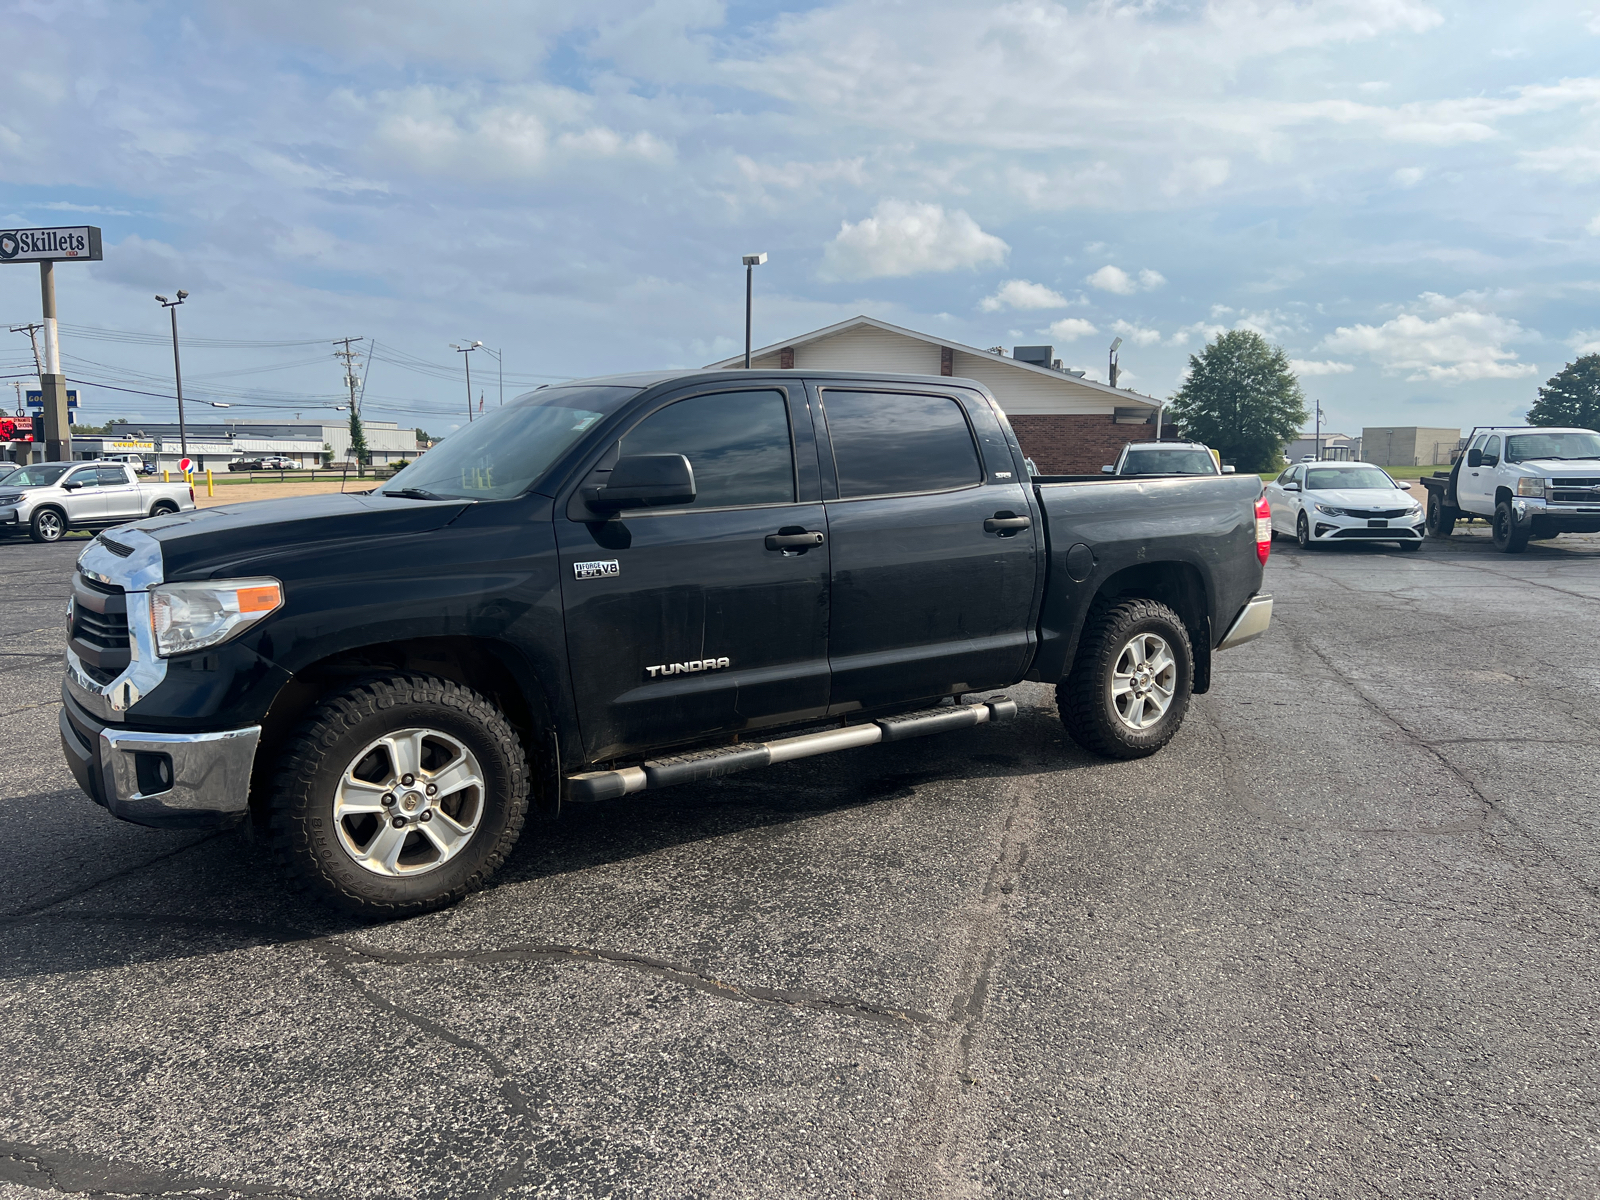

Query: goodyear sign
left=0, top=226, right=102, bottom=263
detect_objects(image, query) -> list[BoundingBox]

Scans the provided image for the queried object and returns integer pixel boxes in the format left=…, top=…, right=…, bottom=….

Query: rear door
left=812, top=383, right=1039, bottom=714
left=97, top=465, right=142, bottom=520
left=556, top=383, right=831, bottom=761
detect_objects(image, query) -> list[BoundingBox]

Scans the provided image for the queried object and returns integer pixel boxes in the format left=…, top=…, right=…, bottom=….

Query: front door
left=814, top=385, right=1039, bottom=714
left=59, top=466, right=105, bottom=523
left=1458, top=434, right=1497, bottom=514
left=556, top=385, right=831, bottom=762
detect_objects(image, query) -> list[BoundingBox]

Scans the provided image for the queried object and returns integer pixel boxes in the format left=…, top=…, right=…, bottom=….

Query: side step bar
left=565, top=696, right=1019, bottom=803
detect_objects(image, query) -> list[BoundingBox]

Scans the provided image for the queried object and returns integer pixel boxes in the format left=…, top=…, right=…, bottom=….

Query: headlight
left=1516, top=477, right=1546, bottom=498
left=1314, top=503, right=1346, bottom=516
left=149, top=578, right=283, bottom=657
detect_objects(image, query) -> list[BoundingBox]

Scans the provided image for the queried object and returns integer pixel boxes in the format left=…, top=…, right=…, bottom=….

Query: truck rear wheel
left=1425, top=494, right=1455, bottom=538
left=1057, top=598, right=1193, bottom=760
left=1492, top=500, right=1530, bottom=554
left=268, top=673, right=529, bottom=918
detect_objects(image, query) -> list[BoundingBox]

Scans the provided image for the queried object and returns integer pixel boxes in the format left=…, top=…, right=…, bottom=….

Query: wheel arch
left=1077, top=561, right=1212, bottom=694
left=247, top=635, right=562, bottom=833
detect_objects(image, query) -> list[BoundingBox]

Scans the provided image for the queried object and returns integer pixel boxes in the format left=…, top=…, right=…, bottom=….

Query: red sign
left=0, top=416, right=33, bottom=442
left=178, top=457, right=193, bottom=473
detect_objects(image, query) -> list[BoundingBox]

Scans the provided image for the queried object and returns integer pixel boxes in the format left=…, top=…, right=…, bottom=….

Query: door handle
left=765, top=529, right=825, bottom=551
left=984, top=514, right=1032, bottom=534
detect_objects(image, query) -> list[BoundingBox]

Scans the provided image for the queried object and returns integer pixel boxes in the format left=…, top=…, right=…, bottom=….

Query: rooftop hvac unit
left=1012, top=345, right=1054, bottom=368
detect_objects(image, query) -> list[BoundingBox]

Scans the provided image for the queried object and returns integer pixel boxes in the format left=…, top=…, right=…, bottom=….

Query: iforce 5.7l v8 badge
left=573, top=560, right=620, bottom=580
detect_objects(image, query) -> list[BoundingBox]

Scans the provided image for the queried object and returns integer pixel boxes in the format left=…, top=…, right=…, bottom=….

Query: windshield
left=1505, top=431, right=1600, bottom=462
left=380, top=385, right=639, bottom=501
left=4, top=464, right=70, bottom=487
left=1305, top=466, right=1397, bottom=491
left=1120, top=449, right=1217, bottom=475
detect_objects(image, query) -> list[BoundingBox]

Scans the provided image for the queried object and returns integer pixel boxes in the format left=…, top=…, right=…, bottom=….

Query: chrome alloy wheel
left=333, top=728, right=485, bottom=877
left=1111, top=632, right=1177, bottom=730
left=35, top=510, right=64, bottom=541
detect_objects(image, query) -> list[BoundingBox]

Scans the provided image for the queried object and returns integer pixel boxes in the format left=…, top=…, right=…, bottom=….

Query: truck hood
left=1513, top=458, right=1600, bottom=474
left=128, top=490, right=472, bottom=581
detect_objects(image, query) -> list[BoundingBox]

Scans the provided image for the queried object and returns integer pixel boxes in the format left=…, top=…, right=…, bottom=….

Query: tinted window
left=66, top=468, right=99, bottom=488
left=824, top=391, right=981, bottom=498
left=96, top=466, right=128, bottom=485
left=1482, top=436, right=1501, bottom=462
left=1120, top=449, right=1217, bottom=475
left=620, top=390, right=794, bottom=509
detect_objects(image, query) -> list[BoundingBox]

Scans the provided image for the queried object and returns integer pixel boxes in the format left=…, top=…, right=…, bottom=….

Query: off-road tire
left=1492, top=499, right=1529, bottom=554
left=1425, top=494, right=1455, bottom=539
left=269, top=673, right=529, bottom=918
left=1296, top=512, right=1314, bottom=549
left=30, top=507, right=66, bottom=543
left=1057, top=598, right=1194, bottom=760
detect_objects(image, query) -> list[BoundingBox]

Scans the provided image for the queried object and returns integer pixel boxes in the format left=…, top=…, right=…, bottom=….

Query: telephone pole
left=9, top=323, right=43, bottom=378
left=334, top=336, right=367, bottom=475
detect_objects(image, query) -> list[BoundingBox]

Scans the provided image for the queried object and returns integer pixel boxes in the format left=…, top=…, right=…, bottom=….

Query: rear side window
left=823, top=391, right=982, bottom=498
left=96, top=466, right=128, bottom=485
left=620, top=390, right=795, bottom=509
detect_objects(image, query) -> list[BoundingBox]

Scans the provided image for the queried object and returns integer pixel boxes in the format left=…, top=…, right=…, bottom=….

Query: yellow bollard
left=163, top=469, right=169, bottom=483
left=206, top=468, right=214, bottom=497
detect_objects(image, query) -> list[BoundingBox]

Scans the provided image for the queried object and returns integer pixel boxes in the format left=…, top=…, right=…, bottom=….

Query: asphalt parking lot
left=2, top=527, right=1597, bottom=1199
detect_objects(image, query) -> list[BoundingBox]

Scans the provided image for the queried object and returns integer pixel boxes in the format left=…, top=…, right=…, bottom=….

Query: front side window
left=824, top=391, right=982, bottom=498
left=620, top=390, right=795, bottom=510
left=1120, top=448, right=1218, bottom=476
left=1305, top=466, right=1397, bottom=491
left=381, top=384, right=639, bottom=501
left=66, top=468, right=100, bottom=488
left=1482, top=436, right=1501, bottom=463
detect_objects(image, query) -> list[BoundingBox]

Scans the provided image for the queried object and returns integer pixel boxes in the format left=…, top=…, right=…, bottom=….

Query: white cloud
left=1047, top=318, right=1099, bottom=341
left=1322, top=293, right=1538, bottom=382
left=1571, top=330, right=1600, bottom=355
left=979, top=279, right=1070, bottom=312
left=1162, top=157, right=1230, bottom=197
left=821, top=200, right=1008, bottom=280
left=1111, top=320, right=1162, bottom=346
left=1086, top=265, right=1167, bottom=295
left=1518, top=145, right=1600, bottom=180
left=1290, top=359, right=1357, bottom=376
left=1392, top=167, right=1425, bottom=187
left=1171, top=321, right=1229, bottom=346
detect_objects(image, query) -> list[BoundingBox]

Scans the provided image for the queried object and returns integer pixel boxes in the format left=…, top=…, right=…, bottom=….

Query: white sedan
left=1264, top=461, right=1425, bottom=551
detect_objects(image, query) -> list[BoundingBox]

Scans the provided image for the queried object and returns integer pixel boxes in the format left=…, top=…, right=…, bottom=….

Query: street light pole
left=156, top=292, right=190, bottom=458
left=452, top=341, right=482, bottom=422
left=1108, top=336, right=1123, bottom=389
left=742, top=253, right=767, bottom=368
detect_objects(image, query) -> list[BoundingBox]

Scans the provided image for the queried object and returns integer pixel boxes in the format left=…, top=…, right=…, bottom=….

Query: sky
left=2, top=0, right=1599, bottom=441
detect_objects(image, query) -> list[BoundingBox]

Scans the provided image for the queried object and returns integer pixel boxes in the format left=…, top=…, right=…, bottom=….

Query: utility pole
left=9, top=323, right=43, bottom=378
left=334, top=336, right=367, bottom=474
left=452, top=342, right=482, bottom=422
left=156, top=292, right=189, bottom=460
left=742, top=253, right=767, bottom=367
left=1314, top=400, right=1324, bottom=461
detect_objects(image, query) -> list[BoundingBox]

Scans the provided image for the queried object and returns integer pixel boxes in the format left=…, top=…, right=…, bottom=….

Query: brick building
left=706, top=315, right=1162, bottom=473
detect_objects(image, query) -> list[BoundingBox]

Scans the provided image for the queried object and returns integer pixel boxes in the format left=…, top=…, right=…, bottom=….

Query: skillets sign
left=0, top=226, right=103, bottom=263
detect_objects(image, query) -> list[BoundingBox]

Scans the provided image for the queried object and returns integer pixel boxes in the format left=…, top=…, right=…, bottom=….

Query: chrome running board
left=565, top=696, right=1019, bottom=802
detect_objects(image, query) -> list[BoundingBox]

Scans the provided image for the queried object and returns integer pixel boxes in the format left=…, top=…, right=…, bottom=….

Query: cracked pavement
left=1, top=526, right=1597, bottom=1198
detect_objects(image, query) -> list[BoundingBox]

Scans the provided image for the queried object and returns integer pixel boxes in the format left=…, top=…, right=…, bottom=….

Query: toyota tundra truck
left=1421, top=425, right=1600, bottom=551
left=58, top=370, right=1274, bottom=916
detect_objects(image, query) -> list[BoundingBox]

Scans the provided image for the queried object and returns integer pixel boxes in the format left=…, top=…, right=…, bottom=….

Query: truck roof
left=542, top=369, right=999, bottom=392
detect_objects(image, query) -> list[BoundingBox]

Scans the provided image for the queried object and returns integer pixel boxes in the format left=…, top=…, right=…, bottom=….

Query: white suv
left=1421, top=426, right=1600, bottom=552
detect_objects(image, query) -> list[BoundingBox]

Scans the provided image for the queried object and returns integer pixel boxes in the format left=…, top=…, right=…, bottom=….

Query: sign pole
left=38, top=261, right=71, bottom=463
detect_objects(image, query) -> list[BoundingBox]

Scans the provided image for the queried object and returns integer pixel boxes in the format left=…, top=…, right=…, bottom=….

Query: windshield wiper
left=382, top=487, right=453, bottom=501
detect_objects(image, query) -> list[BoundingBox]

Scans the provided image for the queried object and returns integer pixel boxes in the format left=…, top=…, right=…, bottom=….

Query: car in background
left=1265, top=460, right=1423, bottom=550
left=227, top=458, right=262, bottom=472
left=1104, top=441, right=1234, bottom=476
left=260, top=456, right=300, bottom=470
left=102, top=453, right=154, bottom=476
left=0, top=461, right=196, bottom=543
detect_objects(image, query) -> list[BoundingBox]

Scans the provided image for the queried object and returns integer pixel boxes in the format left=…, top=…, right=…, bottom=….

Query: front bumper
left=1515, top=499, right=1600, bottom=533
left=60, top=687, right=260, bottom=830
left=1310, top=512, right=1425, bottom=540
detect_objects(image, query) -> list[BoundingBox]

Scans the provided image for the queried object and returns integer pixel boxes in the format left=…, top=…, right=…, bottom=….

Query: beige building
left=706, top=316, right=1163, bottom=473
left=1361, top=426, right=1462, bottom=467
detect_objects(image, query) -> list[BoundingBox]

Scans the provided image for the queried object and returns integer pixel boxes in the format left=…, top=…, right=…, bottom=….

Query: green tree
left=414, top=427, right=434, bottom=446
left=1528, top=354, right=1600, bottom=429
left=1167, top=330, right=1307, bottom=473
left=348, top=407, right=369, bottom=476
left=73, top=417, right=131, bottom=435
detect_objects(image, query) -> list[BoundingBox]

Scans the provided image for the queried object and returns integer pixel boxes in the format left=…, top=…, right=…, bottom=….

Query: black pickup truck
left=59, top=370, right=1274, bottom=916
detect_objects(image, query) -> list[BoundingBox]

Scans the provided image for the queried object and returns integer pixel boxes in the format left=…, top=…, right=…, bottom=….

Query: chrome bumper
left=64, top=528, right=168, bottom=722
left=1217, top=592, right=1273, bottom=651
left=60, top=690, right=260, bottom=830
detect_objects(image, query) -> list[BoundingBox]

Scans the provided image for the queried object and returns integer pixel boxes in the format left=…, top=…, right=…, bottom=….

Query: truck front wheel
left=268, top=673, right=529, bottom=917
left=1425, top=494, right=1456, bottom=538
left=30, top=507, right=66, bottom=543
left=1057, top=599, right=1194, bottom=760
left=1492, top=500, right=1530, bottom=554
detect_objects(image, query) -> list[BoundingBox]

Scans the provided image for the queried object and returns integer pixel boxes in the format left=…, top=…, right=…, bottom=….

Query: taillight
left=189, top=485, right=195, bottom=502
left=1255, top=494, right=1272, bottom=564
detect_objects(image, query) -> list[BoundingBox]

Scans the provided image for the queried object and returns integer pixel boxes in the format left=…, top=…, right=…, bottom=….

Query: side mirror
left=61, top=479, right=82, bottom=490
left=1221, top=465, right=1236, bottom=474
left=588, top=454, right=696, bottom=512
left=1101, top=465, right=1115, bottom=474
left=1284, top=482, right=1300, bottom=492
left=1466, top=448, right=1482, bottom=468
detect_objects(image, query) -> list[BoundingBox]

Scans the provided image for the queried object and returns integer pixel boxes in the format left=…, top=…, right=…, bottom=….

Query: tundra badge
left=646, top=658, right=731, bottom=678
left=573, top=560, right=620, bottom=580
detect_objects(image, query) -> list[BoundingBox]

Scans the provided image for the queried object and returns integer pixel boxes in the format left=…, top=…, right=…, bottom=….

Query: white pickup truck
left=0, top=461, right=196, bottom=544
left=1421, top=425, right=1600, bottom=552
